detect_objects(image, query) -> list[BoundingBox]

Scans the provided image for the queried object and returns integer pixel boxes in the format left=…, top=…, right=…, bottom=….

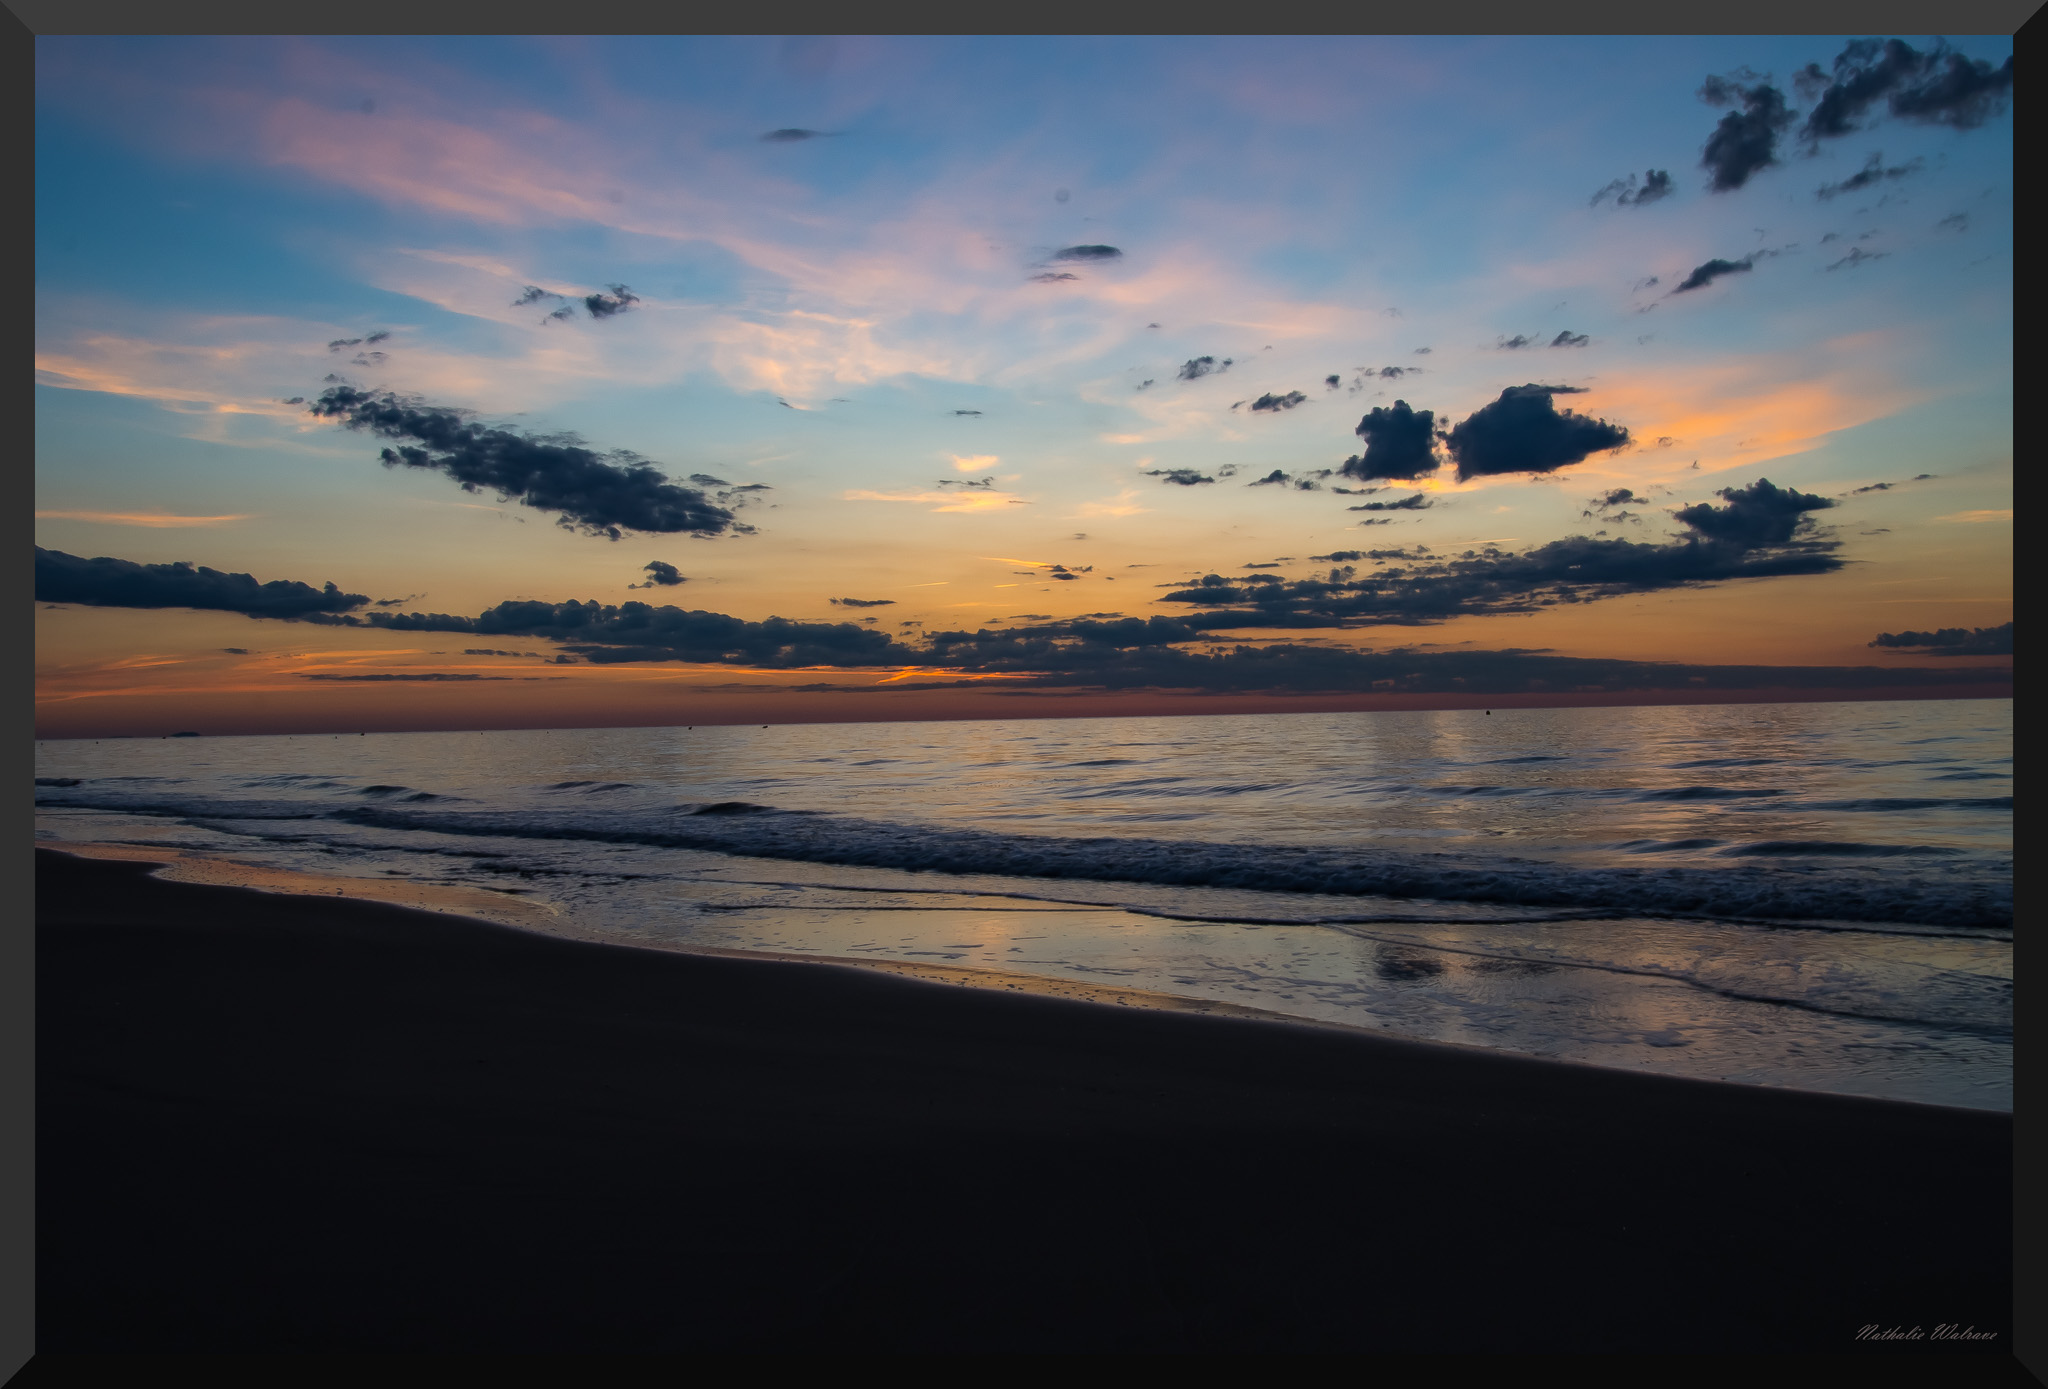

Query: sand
left=35, top=848, right=2013, bottom=1354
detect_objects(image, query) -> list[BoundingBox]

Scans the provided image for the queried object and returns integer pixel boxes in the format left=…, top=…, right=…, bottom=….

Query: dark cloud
left=306, top=386, right=746, bottom=540
left=583, top=284, right=639, bottom=319
left=1937, top=212, right=1969, bottom=233
left=372, top=593, right=423, bottom=607
left=34, top=547, right=368, bottom=620
left=1671, top=477, right=1835, bottom=547
left=1340, top=400, right=1441, bottom=483
left=1671, top=257, right=1754, bottom=293
left=831, top=597, right=896, bottom=608
left=1029, top=272, right=1080, bottom=283
left=221, top=647, right=251, bottom=655
left=1593, top=488, right=1642, bottom=508
left=511, top=287, right=561, bottom=307
left=464, top=649, right=543, bottom=657
left=1139, top=478, right=1841, bottom=632
left=1050, top=245, right=1122, bottom=262
left=1249, top=391, right=1307, bottom=413
left=1799, top=39, right=2013, bottom=143
left=1869, top=622, right=2012, bottom=656
left=1349, top=493, right=1434, bottom=512
left=890, top=607, right=2003, bottom=694
left=1177, top=356, right=1231, bottom=380
left=935, top=476, right=995, bottom=489
left=1888, top=48, right=2014, bottom=129
left=1144, top=468, right=1215, bottom=486
left=307, top=599, right=921, bottom=669
left=1551, top=331, right=1590, bottom=348
left=1498, top=335, right=1536, bottom=350
left=628, top=560, right=686, bottom=590
left=1325, top=375, right=1342, bottom=389
left=762, top=128, right=829, bottom=142
left=328, top=331, right=391, bottom=351
left=1698, top=74, right=1793, bottom=191
left=1827, top=248, right=1886, bottom=271
left=1816, top=152, right=1924, bottom=200
left=1442, top=385, right=1630, bottom=481
left=953, top=409, right=983, bottom=416
left=1591, top=169, right=1675, bottom=207
left=1246, top=469, right=1292, bottom=487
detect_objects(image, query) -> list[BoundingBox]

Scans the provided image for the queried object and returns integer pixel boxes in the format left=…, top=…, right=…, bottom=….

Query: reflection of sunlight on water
left=34, top=697, right=2011, bottom=1109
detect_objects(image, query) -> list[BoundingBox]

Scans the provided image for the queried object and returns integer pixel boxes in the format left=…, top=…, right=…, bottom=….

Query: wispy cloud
left=36, top=510, right=256, bottom=527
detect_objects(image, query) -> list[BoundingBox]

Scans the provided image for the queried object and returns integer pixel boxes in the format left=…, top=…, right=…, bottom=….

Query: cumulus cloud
left=583, top=284, right=639, bottom=319
left=1325, top=375, right=1342, bottom=389
left=1673, top=477, right=1836, bottom=546
left=34, top=547, right=369, bottom=619
left=1817, top=152, right=1924, bottom=200
left=1498, top=334, right=1536, bottom=350
left=1441, top=385, right=1630, bottom=481
left=1551, top=331, right=1591, bottom=348
left=1672, top=257, right=1755, bottom=293
left=1869, top=621, right=2012, bottom=656
left=1177, top=356, right=1231, bottom=380
left=1246, top=469, right=1293, bottom=487
left=1144, top=468, right=1215, bottom=486
left=628, top=560, right=686, bottom=589
left=307, top=386, right=746, bottom=540
left=1590, top=169, right=1675, bottom=207
left=1248, top=391, right=1307, bottom=412
left=1340, top=401, right=1441, bottom=482
left=1698, top=72, right=1794, bottom=191
left=1798, top=39, right=2014, bottom=143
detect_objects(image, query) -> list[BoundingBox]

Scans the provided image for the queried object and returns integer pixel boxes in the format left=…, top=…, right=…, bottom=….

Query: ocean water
left=35, top=698, right=2013, bottom=1109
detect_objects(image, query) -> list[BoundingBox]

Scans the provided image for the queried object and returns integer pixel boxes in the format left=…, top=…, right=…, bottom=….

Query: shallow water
left=36, top=698, right=2013, bottom=1109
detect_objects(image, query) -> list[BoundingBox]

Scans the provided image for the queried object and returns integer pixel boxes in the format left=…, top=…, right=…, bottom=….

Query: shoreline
left=35, top=845, right=2014, bottom=1352
left=37, top=841, right=2007, bottom=1112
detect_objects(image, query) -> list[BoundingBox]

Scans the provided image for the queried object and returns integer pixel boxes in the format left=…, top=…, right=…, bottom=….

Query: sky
left=33, top=35, right=2014, bottom=737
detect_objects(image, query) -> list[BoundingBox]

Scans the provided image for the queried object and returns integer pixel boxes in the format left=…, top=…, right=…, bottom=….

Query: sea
left=34, top=697, right=2013, bottom=1110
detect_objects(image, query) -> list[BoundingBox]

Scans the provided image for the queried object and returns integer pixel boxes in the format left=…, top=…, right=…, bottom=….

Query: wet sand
left=36, top=847, right=2012, bottom=1354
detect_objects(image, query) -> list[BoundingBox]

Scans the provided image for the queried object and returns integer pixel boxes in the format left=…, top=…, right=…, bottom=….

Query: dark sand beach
left=36, top=847, right=2013, bottom=1355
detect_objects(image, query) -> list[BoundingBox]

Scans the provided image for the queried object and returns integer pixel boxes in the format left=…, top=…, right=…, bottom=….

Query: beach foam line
left=32, top=840, right=562, bottom=932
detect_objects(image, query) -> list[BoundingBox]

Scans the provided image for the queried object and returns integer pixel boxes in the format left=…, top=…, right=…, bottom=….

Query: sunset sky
left=34, top=34, right=2014, bottom=736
